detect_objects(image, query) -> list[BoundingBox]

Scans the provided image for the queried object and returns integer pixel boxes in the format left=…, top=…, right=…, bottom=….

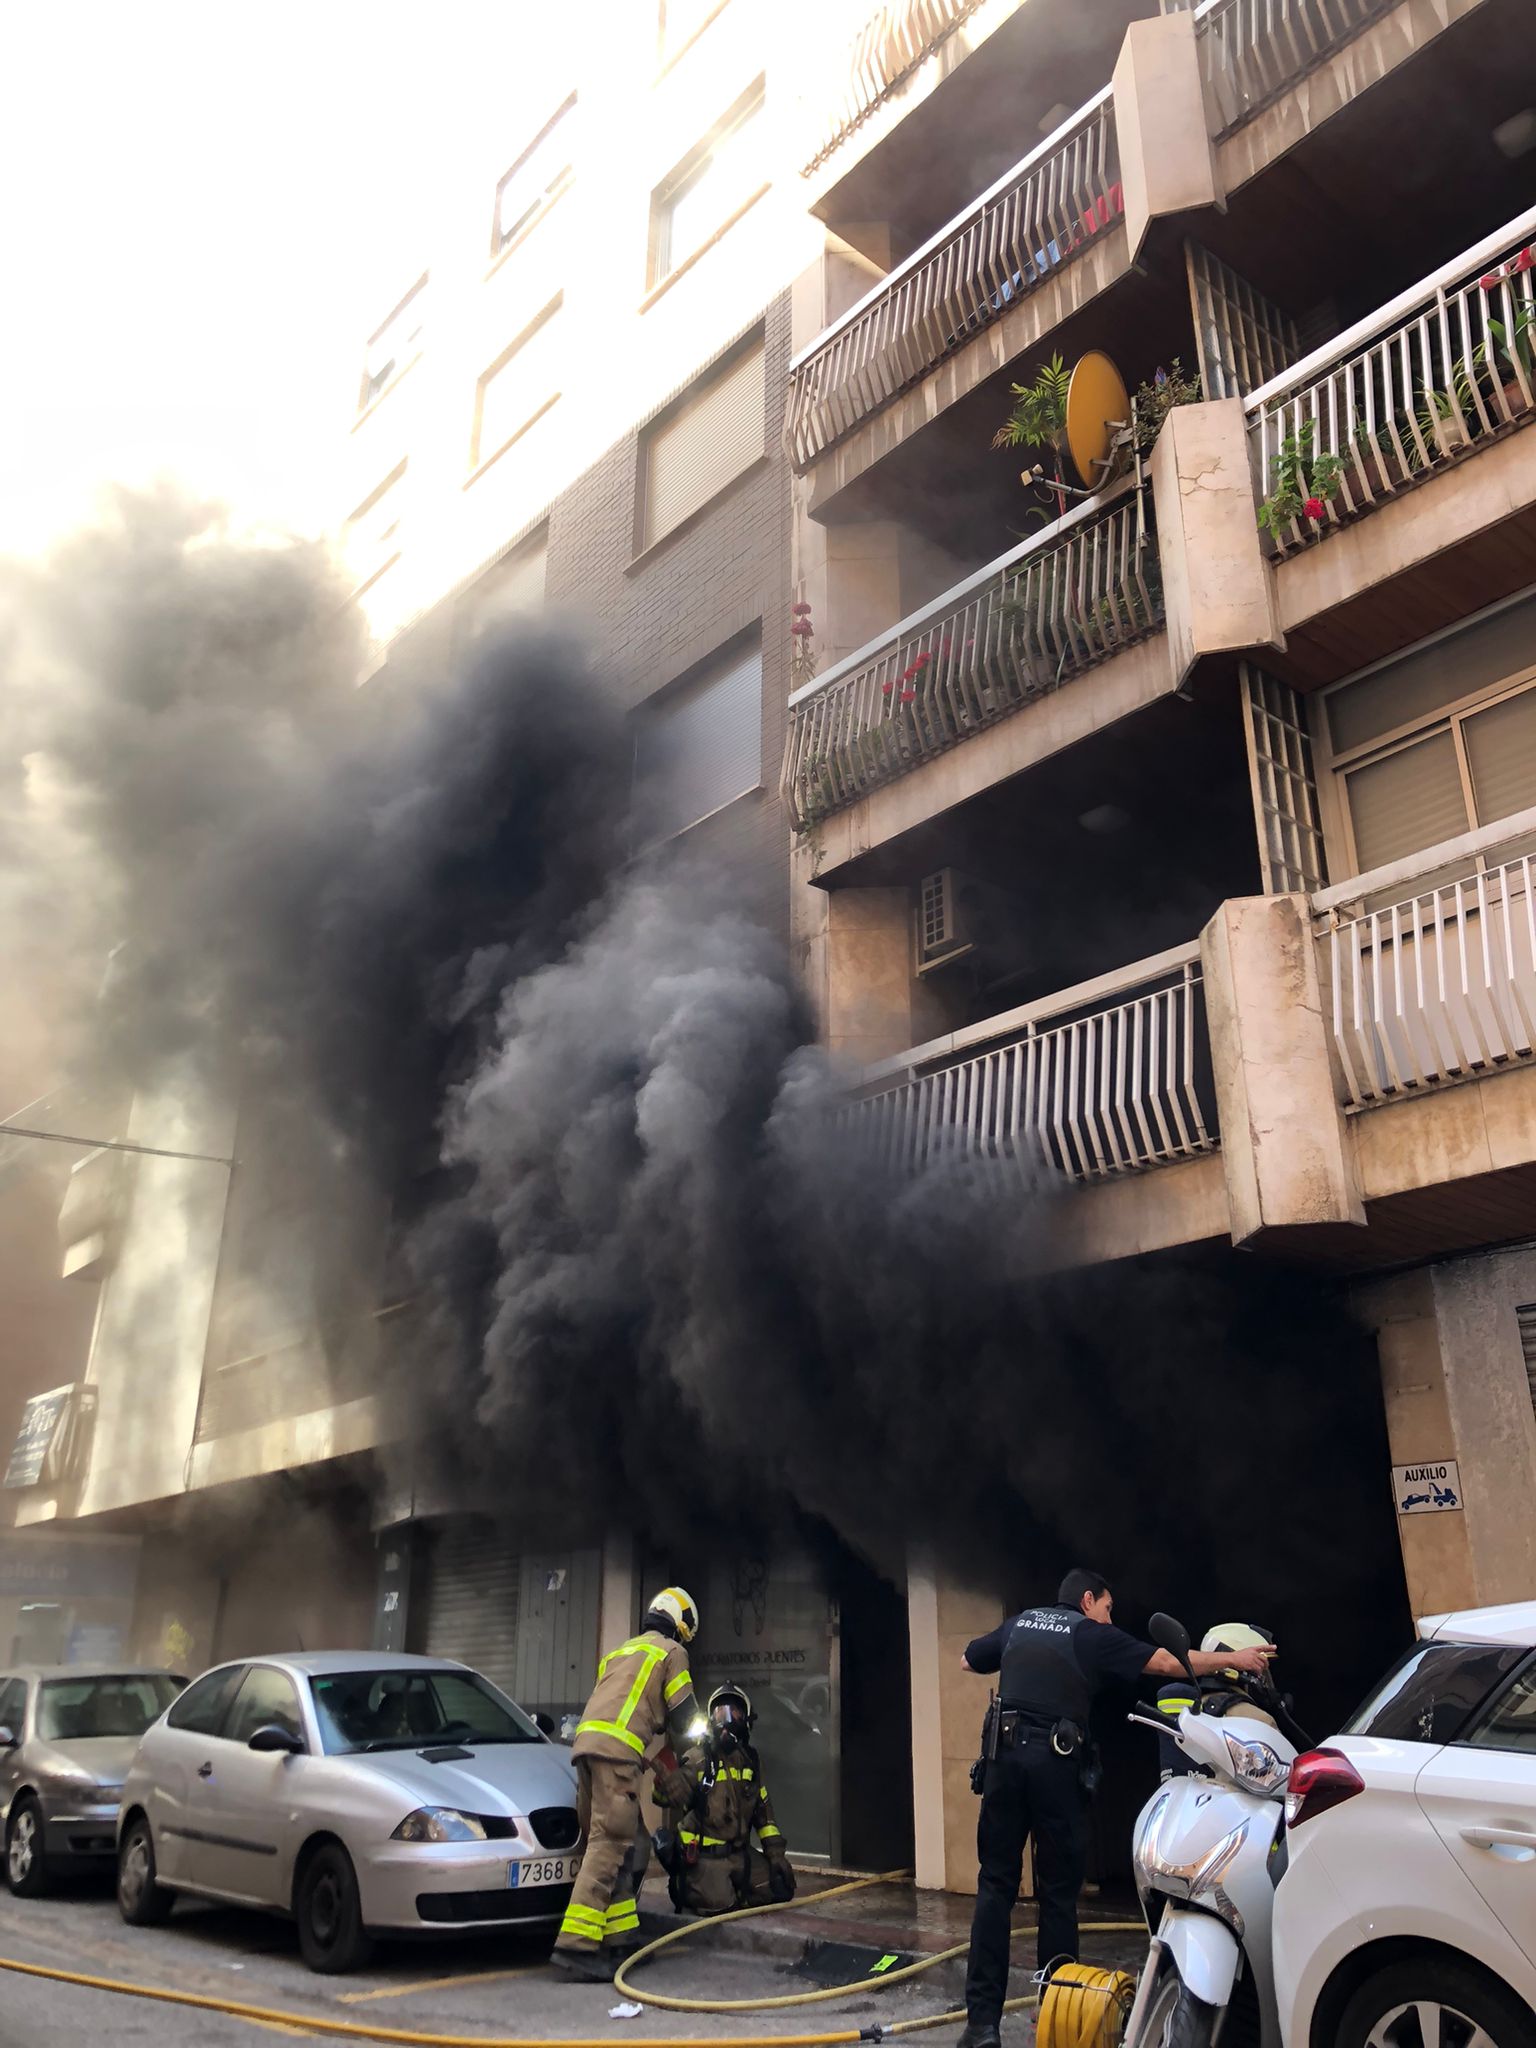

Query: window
left=472, top=297, right=563, bottom=473
left=167, top=1664, right=245, bottom=1736
left=37, top=1674, right=181, bottom=1741
left=1321, top=590, right=1536, bottom=875
left=638, top=335, right=764, bottom=551
left=1464, top=1658, right=1536, bottom=1755
left=358, top=276, right=427, bottom=414
left=649, top=81, right=766, bottom=288
left=634, top=633, right=762, bottom=841
left=225, top=1665, right=305, bottom=1746
left=309, top=1668, right=540, bottom=1756
left=0, top=1680, right=25, bottom=1738
left=461, top=532, right=547, bottom=647
left=493, top=97, right=576, bottom=254
left=342, top=462, right=407, bottom=597
left=1345, top=1641, right=1528, bottom=1746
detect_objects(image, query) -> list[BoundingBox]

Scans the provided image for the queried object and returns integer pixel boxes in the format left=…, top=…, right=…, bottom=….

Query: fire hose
left=0, top=1867, right=1143, bottom=2046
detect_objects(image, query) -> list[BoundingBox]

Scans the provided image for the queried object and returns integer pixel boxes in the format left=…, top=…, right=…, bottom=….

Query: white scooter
left=1120, top=1614, right=1310, bottom=2048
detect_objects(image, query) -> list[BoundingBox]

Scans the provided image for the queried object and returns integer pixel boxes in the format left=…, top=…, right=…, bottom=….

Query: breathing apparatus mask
left=706, top=1684, right=753, bottom=1755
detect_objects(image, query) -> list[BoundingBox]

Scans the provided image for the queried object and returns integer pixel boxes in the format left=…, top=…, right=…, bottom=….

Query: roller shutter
left=422, top=1519, right=520, bottom=1696
left=640, top=338, right=764, bottom=550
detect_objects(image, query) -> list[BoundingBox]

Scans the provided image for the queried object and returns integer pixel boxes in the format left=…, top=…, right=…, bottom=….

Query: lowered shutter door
left=642, top=340, right=764, bottom=550
left=513, top=1550, right=603, bottom=1725
left=422, top=1519, right=520, bottom=1697
left=1519, top=1304, right=1536, bottom=1420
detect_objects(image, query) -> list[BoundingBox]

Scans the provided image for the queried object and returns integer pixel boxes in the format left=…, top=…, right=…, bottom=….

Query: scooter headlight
left=1134, top=1810, right=1249, bottom=1936
left=1223, top=1732, right=1289, bottom=1796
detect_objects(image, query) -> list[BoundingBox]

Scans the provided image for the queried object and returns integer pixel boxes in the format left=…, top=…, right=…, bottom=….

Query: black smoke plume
left=1, top=492, right=1407, bottom=1727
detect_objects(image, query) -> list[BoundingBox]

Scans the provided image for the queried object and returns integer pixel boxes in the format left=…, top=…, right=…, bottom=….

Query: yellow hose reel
left=1036, top=1963, right=1138, bottom=2048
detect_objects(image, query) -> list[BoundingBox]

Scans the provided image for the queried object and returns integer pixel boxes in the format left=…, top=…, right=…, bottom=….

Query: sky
left=1, top=2, right=571, bottom=557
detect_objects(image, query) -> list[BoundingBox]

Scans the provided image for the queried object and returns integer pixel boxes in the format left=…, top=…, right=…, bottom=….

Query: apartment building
left=10, top=0, right=1536, bottom=1889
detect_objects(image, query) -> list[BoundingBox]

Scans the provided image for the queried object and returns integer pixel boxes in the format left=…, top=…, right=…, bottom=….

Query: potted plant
left=992, top=352, right=1072, bottom=520
left=1132, top=360, right=1202, bottom=455
left=1257, top=419, right=1344, bottom=539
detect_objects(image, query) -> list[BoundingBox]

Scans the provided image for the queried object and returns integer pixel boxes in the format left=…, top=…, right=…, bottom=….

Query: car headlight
left=391, top=1808, right=488, bottom=1843
left=1223, top=1732, right=1289, bottom=1795
left=1133, top=1807, right=1249, bottom=1937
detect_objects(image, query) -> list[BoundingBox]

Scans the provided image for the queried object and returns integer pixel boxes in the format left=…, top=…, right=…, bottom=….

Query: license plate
left=509, top=1855, right=573, bottom=1888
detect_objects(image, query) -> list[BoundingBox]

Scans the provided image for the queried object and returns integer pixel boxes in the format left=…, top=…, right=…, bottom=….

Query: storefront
left=0, top=1530, right=142, bottom=1666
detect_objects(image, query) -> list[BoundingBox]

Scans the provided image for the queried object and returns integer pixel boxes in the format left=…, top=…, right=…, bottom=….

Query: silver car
left=0, top=1665, right=185, bottom=1895
left=117, top=1651, right=581, bottom=1973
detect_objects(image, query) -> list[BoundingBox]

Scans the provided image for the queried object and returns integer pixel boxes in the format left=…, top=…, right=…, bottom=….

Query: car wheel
left=1339, top=1959, right=1536, bottom=2048
left=1139, top=1968, right=1215, bottom=2048
left=117, top=1815, right=174, bottom=1926
left=5, top=1795, right=50, bottom=1897
left=296, top=1844, right=375, bottom=1975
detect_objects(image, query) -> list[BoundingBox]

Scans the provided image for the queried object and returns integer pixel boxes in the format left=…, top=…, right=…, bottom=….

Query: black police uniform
left=962, top=1605, right=1154, bottom=2027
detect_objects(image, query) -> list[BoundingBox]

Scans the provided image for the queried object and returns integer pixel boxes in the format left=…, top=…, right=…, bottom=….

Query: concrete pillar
left=1151, top=399, right=1283, bottom=688
left=907, top=1544, right=1004, bottom=1895
left=1112, top=11, right=1223, bottom=261
left=792, top=857, right=950, bottom=1067
left=790, top=232, right=890, bottom=358
left=598, top=1529, right=639, bottom=1656
left=1201, top=893, right=1364, bottom=1244
left=1356, top=1248, right=1536, bottom=1618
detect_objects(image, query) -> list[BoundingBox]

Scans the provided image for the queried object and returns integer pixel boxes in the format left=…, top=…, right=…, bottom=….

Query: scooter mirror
left=1150, top=1611, right=1194, bottom=1669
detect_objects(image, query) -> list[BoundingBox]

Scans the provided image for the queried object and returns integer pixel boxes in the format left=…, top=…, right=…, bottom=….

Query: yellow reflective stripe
left=614, top=1646, right=665, bottom=1733
left=664, top=1671, right=692, bottom=1702
left=679, top=1830, right=727, bottom=1847
left=758, top=1786, right=768, bottom=1800
left=575, top=1717, right=646, bottom=1753
left=605, top=1903, right=641, bottom=1930
left=560, top=1904, right=606, bottom=1936
left=758, top=1823, right=782, bottom=1840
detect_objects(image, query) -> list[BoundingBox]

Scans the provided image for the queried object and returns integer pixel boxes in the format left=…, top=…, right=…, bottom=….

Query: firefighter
left=552, top=1586, right=702, bottom=1982
left=654, top=1683, right=795, bottom=1915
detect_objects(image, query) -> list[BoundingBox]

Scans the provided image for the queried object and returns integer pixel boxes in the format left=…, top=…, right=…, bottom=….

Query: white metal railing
left=1315, top=811, right=1536, bottom=1107
left=786, top=90, right=1121, bottom=468
left=1194, top=0, right=1397, bottom=139
left=782, top=487, right=1159, bottom=830
left=805, top=0, right=988, bottom=173
left=842, top=945, right=1217, bottom=1182
left=1247, top=210, right=1536, bottom=555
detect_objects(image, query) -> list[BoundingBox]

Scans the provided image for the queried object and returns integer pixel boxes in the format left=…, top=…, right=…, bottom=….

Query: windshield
left=38, top=1675, right=183, bottom=1742
left=309, top=1669, right=543, bottom=1755
left=1344, top=1641, right=1527, bottom=1746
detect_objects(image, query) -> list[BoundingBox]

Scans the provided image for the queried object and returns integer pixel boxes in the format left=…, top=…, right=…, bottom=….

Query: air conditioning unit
left=916, top=868, right=977, bottom=974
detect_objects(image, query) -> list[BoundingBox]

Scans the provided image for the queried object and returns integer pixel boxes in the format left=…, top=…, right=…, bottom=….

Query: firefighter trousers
left=556, top=1757, right=644, bottom=1955
left=679, top=1847, right=774, bottom=1916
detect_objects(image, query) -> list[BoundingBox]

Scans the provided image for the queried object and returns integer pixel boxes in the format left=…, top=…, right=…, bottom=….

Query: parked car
left=0, top=1665, right=186, bottom=1895
left=1274, top=1599, right=1536, bottom=2048
left=116, top=1651, right=580, bottom=1973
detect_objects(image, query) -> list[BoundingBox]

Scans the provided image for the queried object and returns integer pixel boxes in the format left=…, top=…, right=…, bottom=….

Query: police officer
left=956, top=1568, right=1275, bottom=2048
left=654, top=1683, right=795, bottom=1915
left=553, top=1587, right=702, bottom=1982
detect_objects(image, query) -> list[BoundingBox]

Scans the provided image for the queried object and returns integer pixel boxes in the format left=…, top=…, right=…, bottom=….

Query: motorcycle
left=1120, top=1613, right=1310, bottom=2048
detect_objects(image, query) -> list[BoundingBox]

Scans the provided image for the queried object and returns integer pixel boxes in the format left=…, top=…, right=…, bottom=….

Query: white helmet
left=647, top=1586, right=700, bottom=1644
left=1200, top=1622, right=1274, bottom=1675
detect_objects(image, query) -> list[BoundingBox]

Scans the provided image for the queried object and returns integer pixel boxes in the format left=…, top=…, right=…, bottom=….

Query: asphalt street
left=0, top=1873, right=984, bottom=2048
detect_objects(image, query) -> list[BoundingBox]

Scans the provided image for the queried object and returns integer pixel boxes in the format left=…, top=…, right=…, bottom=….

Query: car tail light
left=1285, top=1748, right=1365, bottom=1828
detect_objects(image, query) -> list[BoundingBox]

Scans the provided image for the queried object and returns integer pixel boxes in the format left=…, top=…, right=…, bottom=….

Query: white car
left=1274, top=1601, right=1536, bottom=2048
left=117, top=1652, right=580, bottom=1972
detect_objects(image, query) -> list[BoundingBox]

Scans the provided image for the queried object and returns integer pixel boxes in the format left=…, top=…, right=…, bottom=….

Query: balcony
left=782, top=486, right=1161, bottom=831
left=1194, top=0, right=1398, bottom=140
left=1248, top=210, right=1536, bottom=558
left=845, top=942, right=1216, bottom=1183
left=806, top=0, right=991, bottom=174
left=786, top=89, right=1122, bottom=468
left=1315, top=810, right=1536, bottom=1110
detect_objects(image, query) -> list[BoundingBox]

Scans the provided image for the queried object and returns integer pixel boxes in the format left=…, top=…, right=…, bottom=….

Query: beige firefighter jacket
left=660, top=1741, right=786, bottom=1858
left=573, top=1628, right=699, bottom=1763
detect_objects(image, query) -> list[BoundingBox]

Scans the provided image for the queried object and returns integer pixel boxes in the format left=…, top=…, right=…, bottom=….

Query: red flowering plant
left=790, top=601, right=818, bottom=688
left=1257, top=420, right=1343, bottom=540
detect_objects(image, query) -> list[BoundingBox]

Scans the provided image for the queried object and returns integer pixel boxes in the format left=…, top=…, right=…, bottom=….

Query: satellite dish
left=1065, top=351, right=1132, bottom=490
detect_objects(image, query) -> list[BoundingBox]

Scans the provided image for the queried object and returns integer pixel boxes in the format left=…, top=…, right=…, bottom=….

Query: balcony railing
left=1194, top=0, right=1398, bottom=139
left=1314, top=808, right=1536, bottom=1108
left=786, top=89, right=1121, bottom=468
left=1247, top=209, right=1536, bottom=556
left=805, top=0, right=989, bottom=174
left=843, top=943, right=1217, bottom=1182
left=782, top=487, right=1160, bottom=831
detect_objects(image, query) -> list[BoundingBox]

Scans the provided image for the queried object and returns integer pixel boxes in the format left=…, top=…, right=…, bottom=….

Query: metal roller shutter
left=635, top=634, right=762, bottom=840
left=640, top=339, right=764, bottom=550
left=422, top=1519, right=520, bottom=1696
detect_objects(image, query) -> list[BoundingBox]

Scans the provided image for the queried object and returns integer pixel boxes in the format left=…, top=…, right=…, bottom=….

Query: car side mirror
left=533, top=1712, right=555, bottom=1737
left=247, top=1724, right=305, bottom=1755
left=0, top=1727, right=16, bottom=1751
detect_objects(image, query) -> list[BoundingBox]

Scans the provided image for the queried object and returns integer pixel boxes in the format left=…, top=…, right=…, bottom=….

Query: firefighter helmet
left=708, top=1682, right=753, bottom=1728
left=646, top=1586, right=700, bottom=1644
left=1200, top=1622, right=1275, bottom=1680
